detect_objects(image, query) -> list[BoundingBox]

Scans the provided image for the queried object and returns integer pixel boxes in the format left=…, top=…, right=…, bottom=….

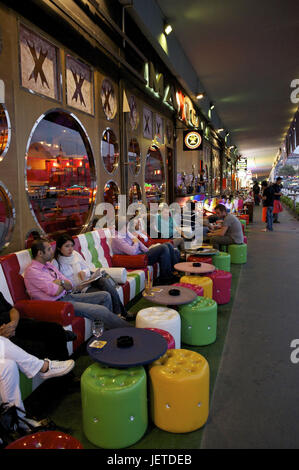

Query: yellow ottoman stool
left=180, top=276, right=213, bottom=299
left=149, top=349, right=209, bottom=433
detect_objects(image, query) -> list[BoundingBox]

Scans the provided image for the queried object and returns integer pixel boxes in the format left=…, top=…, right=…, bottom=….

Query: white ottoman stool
left=136, top=307, right=181, bottom=349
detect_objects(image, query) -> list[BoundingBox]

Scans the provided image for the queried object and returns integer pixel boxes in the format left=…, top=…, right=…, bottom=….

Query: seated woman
left=0, top=336, right=74, bottom=437
left=52, top=234, right=128, bottom=319
left=0, top=292, right=72, bottom=360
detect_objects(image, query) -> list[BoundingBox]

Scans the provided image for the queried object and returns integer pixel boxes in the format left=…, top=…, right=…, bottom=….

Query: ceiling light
left=164, top=23, right=173, bottom=36
left=217, top=128, right=224, bottom=132
left=196, top=93, right=205, bottom=100
left=210, top=102, right=215, bottom=110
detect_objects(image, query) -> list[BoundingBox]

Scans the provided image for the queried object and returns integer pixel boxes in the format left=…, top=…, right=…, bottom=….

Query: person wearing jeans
left=24, top=239, right=131, bottom=329
left=261, top=181, right=275, bottom=232
left=111, top=231, right=177, bottom=283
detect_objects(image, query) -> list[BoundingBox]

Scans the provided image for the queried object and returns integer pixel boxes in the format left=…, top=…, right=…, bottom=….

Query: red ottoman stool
left=5, top=431, right=83, bottom=449
left=243, top=236, right=247, bottom=244
left=205, top=270, right=232, bottom=305
left=241, top=224, right=245, bottom=235
left=172, top=282, right=204, bottom=298
left=186, top=256, right=213, bottom=264
left=239, top=214, right=249, bottom=225
left=144, top=328, right=175, bottom=350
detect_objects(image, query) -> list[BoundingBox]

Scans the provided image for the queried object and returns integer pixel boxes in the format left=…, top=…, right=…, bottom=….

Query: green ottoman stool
left=228, top=244, right=247, bottom=264
left=81, top=363, right=148, bottom=449
left=179, top=297, right=217, bottom=346
left=212, top=251, right=231, bottom=272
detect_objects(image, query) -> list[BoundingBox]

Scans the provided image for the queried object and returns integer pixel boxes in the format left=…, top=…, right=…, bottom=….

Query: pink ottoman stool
left=243, top=236, right=247, bottom=244
left=172, top=283, right=204, bottom=297
left=205, top=270, right=232, bottom=305
left=186, top=256, right=213, bottom=265
left=144, top=328, right=175, bottom=350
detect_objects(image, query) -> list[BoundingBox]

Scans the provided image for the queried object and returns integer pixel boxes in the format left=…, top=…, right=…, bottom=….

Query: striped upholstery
left=0, top=229, right=160, bottom=396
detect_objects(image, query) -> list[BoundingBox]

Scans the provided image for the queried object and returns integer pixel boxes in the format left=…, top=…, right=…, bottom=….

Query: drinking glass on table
left=92, top=320, right=104, bottom=339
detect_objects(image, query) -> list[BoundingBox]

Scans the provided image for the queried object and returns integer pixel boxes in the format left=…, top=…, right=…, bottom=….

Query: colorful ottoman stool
left=180, top=276, right=213, bottom=299
left=136, top=307, right=181, bottom=348
left=228, top=244, right=247, bottom=264
left=186, top=256, right=213, bottom=264
left=243, top=235, right=248, bottom=244
left=172, top=282, right=204, bottom=297
left=5, top=432, right=84, bottom=449
left=205, top=269, right=232, bottom=305
left=212, top=251, right=231, bottom=272
left=81, top=363, right=147, bottom=449
left=143, top=328, right=175, bottom=350
left=149, top=349, right=209, bottom=433
left=239, top=218, right=247, bottom=231
left=179, top=297, right=217, bottom=346
left=239, top=214, right=250, bottom=225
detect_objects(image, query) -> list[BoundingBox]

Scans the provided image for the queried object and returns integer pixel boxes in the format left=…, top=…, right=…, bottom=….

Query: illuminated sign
left=183, top=130, right=203, bottom=151
left=144, top=62, right=199, bottom=128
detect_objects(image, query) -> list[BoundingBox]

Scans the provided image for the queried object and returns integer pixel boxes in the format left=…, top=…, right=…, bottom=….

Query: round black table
left=87, top=327, right=168, bottom=368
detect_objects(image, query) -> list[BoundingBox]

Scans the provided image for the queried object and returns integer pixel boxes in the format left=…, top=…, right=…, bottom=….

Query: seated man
left=111, top=229, right=179, bottom=284
left=0, top=336, right=74, bottom=436
left=24, top=239, right=131, bottom=329
left=206, top=204, right=244, bottom=250
left=129, top=217, right=180, bottom=266
left=0, top=292, right=71, bottom=360
left=155, top=206, right=185, bottom=250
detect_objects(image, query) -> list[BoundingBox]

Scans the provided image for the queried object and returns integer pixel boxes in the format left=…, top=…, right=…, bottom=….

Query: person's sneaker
left=261, top=228, right=268, bottom=232
left=38, top=359, right=75, bottom=381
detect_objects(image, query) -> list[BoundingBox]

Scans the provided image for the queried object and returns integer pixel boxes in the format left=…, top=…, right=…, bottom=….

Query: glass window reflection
left=128, top=138, right=141, bottom=175
left=103, top=180, right=120, bottom=209
left=129, top=183, right=142, bottom=204
left=0, top=104, right=11, bottom=161
left=101, top=129, right=119, bottom=174
left=0, top=182, right=15, bottom=252
left=144, top=148, right=165, bottom=205
left=26, top=110, right=96, bottom=239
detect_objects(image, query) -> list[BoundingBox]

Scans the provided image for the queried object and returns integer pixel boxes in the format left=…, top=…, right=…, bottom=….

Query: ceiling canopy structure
left=156, top=0, right=299, bottom=175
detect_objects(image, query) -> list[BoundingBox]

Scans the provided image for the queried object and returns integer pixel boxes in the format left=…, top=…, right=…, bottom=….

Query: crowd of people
left=0, top=197, right=248, bottom=443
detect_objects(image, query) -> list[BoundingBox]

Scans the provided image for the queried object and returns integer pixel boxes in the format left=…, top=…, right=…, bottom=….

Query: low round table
left=174, top=262, right=216, bottom=275
left=143, top=285, right=197, bottom=306
left=87, top=327, right=168, bottom=368
left=185, top=247, right=219, bottom=256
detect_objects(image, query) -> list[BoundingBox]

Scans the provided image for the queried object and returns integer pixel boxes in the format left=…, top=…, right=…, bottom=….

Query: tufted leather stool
left=212, top=251, right=231, bottom=272
left=180, top=276, right=213, bottom=299
left=143, top=328, right=175, bottom=350
left=228, top=243, right=247, bottom=264
left=81, top=363, right=147, bottom=448
left=179, top=297, right=217, bottom=345
left=149, top=349, right=209, bottom=433
left=136, top=307, right=181, bottom=348
left=205, top=269, right=232, bottom=305
left=172, top=282, right=204, bottom=297
left=186, top=255, right=213, bottom=264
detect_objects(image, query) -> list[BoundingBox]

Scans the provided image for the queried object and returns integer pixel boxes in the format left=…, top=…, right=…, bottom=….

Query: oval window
left=144, top=148, right=166, bottom=205
left=0, top=104, right=11, bottom=161
left=103, top=180, right=120, bottom=209
left=25, top=109, right=96, bottom=239
left=0, top=182, right=15, bottom=252
left=101, top=129, right=119, bottom=174
left=128, top=138, right=141, bottom=176
left=129, top=183, right=142, bottom=204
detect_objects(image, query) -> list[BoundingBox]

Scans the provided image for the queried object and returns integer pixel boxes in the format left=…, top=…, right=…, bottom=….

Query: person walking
left=261, top=181, right=275, bottom=232
left=272, top=177, right=283, bottom=223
